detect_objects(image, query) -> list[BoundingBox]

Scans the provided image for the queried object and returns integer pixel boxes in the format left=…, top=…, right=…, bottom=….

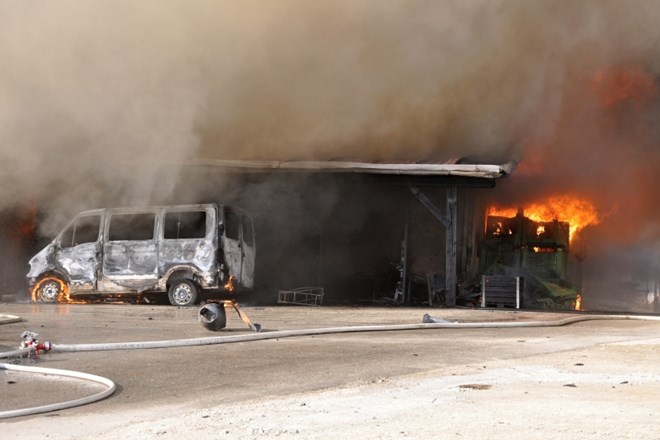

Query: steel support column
left=445, top=186, right=457, bottom=306
left=407, top=183, right=458, bottom=307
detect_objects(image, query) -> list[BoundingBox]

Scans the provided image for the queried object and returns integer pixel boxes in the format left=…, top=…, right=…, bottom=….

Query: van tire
left=167, top=279, right=198, bottom=306
left=34, top=277, right=66, bottom=303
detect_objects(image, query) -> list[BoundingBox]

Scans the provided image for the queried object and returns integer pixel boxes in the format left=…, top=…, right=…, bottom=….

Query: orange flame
left=487, top=207, right=518, bottom=218
left=575, top=294, right=582, bottom=311
left=18, top=202, right=37, bottom=239
left=31, top=276, right=87, bottom=304
left=488, top=195, right=601, bottom=242
left=224, top=275, right=235, bottom=293
left=592, top=66, right=657, bottom=109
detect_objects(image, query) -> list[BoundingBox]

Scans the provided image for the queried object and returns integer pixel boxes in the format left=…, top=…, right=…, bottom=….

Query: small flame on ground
left=58, top=285, right=88, bottom=304
left=575, top=294, right=582, bottom=311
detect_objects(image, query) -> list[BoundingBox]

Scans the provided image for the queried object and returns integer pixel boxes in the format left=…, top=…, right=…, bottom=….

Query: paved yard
left=1, top=303, right=659, bottom=439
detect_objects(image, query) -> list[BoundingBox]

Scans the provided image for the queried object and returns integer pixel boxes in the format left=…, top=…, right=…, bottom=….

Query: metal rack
left=277, top=287, right=325, bottom=306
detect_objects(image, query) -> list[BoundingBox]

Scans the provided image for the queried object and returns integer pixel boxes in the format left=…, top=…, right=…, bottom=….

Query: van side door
left=102, top=211, right=158, bottom=290
left=220, top=207, right=242, bottom=285
left=57, top=213, right=103, bottom=292
left=160, top=207, right=216, bottom=277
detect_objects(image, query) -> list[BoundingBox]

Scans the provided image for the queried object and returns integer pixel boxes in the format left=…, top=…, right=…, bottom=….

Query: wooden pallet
left=481, top=276, right=521, bottom=308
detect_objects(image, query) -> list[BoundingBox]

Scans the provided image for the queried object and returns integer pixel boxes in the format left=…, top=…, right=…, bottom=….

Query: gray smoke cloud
left=1, top=0, right=660, bottom=246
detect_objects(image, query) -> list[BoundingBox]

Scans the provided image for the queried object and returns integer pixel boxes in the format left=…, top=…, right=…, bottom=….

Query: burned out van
left=27, top=204, right=255, bottom=306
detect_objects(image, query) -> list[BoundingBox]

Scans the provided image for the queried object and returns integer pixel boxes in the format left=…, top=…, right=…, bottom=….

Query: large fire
left=488, top=195, right=601, bottom=242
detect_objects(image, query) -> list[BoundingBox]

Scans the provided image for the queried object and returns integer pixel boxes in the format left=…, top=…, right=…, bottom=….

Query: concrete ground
left=1, top=302, right=660, bottom=439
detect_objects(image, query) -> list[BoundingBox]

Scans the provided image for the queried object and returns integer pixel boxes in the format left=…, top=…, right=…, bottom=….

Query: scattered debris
left=459, top=384, right=492, bottom=390
left=422, top=314, right=456, bottom=324
left=199, top=303, right=226, bottom=331
left=199, top=300, right=261, bottom=332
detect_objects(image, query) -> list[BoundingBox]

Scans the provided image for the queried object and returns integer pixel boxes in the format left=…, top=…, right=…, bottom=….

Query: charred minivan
left=27, top=204, right=255, bottom=306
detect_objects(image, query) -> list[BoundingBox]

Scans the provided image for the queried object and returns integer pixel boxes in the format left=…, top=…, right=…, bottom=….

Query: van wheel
left=34, top=277, right=65, bottom=303
left=168, top=279, right=198, bottom=306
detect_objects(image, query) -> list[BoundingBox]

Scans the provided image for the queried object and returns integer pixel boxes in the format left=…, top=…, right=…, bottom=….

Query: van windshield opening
left=61, top=215, right=101, bottom=248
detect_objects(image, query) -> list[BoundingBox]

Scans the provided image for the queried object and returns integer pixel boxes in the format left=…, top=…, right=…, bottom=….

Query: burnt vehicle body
left=27, top=204, right=255, bottom=306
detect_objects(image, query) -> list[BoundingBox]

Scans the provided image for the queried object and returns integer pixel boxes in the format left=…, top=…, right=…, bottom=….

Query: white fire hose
left=1, top=312, right=659, bottom=419
left=0, top=363, right=116, bottom=419
left=0, top=314, right=21, bottom=325
left=39, top=313, right=660, bottom=352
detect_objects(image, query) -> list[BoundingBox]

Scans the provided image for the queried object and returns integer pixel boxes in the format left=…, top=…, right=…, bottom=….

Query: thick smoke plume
left=1, top=1, right=659, bottom=305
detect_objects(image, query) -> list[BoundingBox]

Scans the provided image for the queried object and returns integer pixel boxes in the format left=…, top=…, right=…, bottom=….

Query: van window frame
left=59, top=214, right=102, bottom=248
left=106, top=211, right=157, bottom=242
left=163, top=209, right=209, bottom=240
left=241, top=215, right=254, bottom=247
left=224, top=207, right=240, bottom=241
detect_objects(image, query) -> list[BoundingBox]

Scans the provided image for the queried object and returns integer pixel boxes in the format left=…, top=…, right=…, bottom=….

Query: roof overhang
left=189, top=159, right=514, bottom=180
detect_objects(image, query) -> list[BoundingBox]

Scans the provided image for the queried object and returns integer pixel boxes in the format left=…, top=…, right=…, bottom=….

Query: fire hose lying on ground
left=1, top=311, right=660, bottom=419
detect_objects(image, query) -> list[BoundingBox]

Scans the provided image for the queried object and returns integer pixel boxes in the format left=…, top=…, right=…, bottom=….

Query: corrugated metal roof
left=189, top=159, right=514, bottom=179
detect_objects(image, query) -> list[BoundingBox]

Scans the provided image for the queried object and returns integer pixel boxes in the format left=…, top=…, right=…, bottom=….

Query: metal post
left=445, top=186, right=457, bottom=307
left=481, top=275, right=486, bottom=307
left=401, top=207, right=409, bottom=304
left=317, top=222, right=323, bottom=287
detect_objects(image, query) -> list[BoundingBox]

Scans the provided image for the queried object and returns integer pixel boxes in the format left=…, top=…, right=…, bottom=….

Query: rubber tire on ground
left=34, top=278, right=64, bottom=303
left=167, top=279, right=199, bottom=306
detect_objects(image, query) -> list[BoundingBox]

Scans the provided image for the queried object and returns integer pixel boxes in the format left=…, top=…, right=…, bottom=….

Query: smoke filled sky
left=1, top=0, right=660, bottom=243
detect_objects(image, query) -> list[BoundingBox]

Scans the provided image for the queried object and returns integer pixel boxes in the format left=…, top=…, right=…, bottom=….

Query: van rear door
left=221, top=206, right=242, bottom=285
left=240, top=214, right=255, bottom=289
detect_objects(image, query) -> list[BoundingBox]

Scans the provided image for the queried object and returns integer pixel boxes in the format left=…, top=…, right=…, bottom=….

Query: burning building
left=2, top=3, right=660, bottom=313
